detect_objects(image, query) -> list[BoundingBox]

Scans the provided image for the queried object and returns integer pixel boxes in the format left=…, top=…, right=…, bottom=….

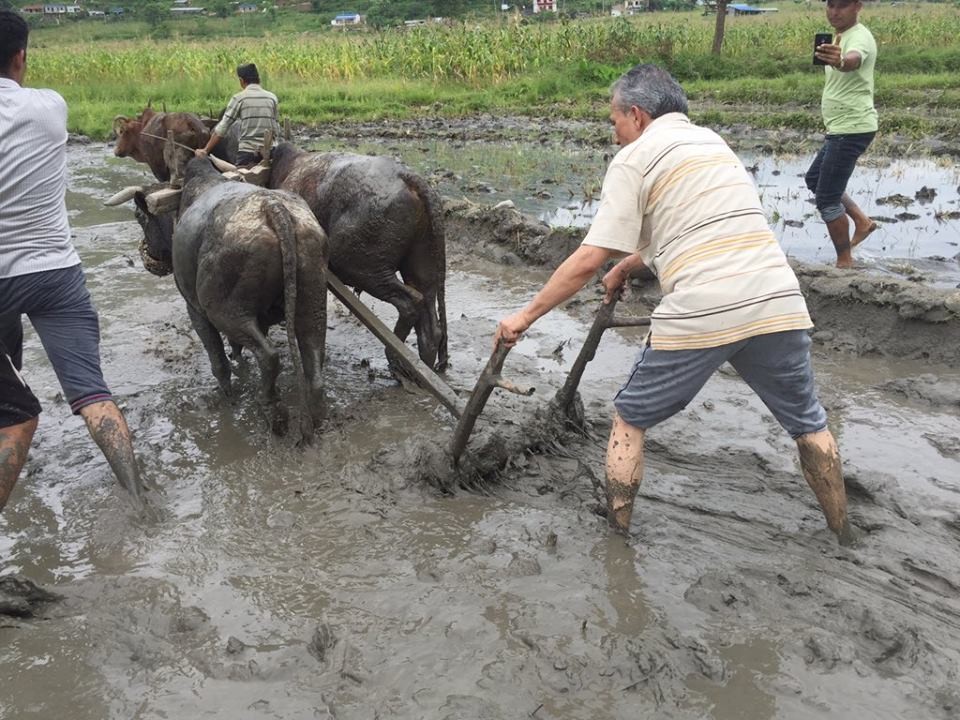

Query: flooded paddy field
left=1, top=131, right=959, bottom=720
left=306, top=115, right=960, bottom=287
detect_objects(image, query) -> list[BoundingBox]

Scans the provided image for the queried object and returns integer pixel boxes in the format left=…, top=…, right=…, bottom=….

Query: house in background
left=532, top=0, right=557, bottom=12
left=611, top=0, right=645, bottom=16
left=42, top=4, right=68, bottom=15
left=331, top=11, right=362, bottom=26
left=236, top=2, right=259, bottom=12
left=727, top=3, right=778, bottom=14
left=21, top=5, right=45, bottom=14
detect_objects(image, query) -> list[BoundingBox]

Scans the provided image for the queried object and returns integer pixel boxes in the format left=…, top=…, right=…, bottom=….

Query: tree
left=711, top=0, right=728, bottom=55
left=209, top=0, right=233, bottom=18
left=141, top=1, right=168, bottom=27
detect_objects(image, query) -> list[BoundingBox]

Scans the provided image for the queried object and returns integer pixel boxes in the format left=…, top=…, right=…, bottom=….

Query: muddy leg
left=385, top=283, right=424, bottom=375
left=412, top=291, right=440, bottom=370
left=296, top=269, right=327, bottom=429
left=843, top=193, right=877, bottom=249
left=79, top=400, right=146, bottom=509
left=605, top=411, right=646, bottom=535
left=796, top=429, right=855, bottom=545
left=826, top=215, right=854, bottom=269
left=186, top=306, right=232, bottom=396
left=0, top=417, right=38, bottom=512
left=233, top=323, right=284, bottom=435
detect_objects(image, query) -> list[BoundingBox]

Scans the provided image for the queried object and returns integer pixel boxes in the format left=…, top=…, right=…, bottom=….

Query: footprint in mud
left=899, top=558, right=960, bottom=599
left=922, top=432, right=960, bottom=459
left=0, top=575, right=62, bottom=618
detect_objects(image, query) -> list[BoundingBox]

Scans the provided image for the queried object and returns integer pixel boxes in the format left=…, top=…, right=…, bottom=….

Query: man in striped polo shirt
left=195, top=62, right=280, bottom=167
left=1, top=10, right=146, bottom=510
left=495, top=64, right=854, bottom=545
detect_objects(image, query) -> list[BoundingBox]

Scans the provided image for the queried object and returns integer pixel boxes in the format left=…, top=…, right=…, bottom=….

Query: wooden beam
left=145, top=187, right=182, bottom=215
left=325, top=274, right=465, bottom=419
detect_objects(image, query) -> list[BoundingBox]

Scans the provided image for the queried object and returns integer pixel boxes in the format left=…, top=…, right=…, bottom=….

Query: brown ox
left=113, top=107, right=210, bottom=184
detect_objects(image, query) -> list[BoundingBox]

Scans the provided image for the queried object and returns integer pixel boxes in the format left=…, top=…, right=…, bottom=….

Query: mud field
left=2, top=124, right=960, bottom=720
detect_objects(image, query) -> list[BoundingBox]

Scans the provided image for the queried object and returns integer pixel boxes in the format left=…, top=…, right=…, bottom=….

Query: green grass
left=23, top=3, right=960, bottom=140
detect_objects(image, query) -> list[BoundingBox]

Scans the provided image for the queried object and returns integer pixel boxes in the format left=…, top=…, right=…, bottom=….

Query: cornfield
left=30, top=6, right=960, bottom=86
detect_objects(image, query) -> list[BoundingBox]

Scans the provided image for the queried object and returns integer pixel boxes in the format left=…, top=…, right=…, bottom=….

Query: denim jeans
left=804, top=132, right=875, bottom=223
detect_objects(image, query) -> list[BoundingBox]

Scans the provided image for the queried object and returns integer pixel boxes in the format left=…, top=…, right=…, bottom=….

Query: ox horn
left=112, top=115, right=130, bottom=136
left=209, top=156, right=237, bottom=173
left=103, top=185, right=144, bottom=206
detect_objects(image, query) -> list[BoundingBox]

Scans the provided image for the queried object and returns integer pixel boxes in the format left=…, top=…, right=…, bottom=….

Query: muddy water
left=2, top=143, right=959, bottom=719
left=301, top=127, right=960, bottom=287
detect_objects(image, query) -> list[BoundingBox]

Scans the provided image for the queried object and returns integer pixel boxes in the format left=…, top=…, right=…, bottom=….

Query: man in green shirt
left=806, top=0, right=877, bottom=269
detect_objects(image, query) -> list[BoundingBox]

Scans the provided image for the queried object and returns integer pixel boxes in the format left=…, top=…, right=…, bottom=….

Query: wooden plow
left=551, top=292, right=651, bottom=422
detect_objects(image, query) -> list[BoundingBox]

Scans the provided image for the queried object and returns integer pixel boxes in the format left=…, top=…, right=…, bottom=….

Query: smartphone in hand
left=813, top=33, right=833, bottom=65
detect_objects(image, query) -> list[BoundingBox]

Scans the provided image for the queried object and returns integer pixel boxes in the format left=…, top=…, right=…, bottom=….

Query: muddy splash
left=1, top=141, right=959, bottom=720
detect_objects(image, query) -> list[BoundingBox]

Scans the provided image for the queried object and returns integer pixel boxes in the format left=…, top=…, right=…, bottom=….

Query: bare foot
left=851, top=220, right=877, bottom=249
left=836, top=257, right=855, bottom=269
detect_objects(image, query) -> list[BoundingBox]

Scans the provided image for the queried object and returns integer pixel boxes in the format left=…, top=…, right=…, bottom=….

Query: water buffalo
left=113, top=107, right=239, bottom=184
left=134, top=157, right=329, bottom=441
left=268, top=142, right=448, bottom=373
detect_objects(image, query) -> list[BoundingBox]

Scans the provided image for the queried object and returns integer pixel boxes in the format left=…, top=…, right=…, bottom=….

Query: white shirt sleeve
left=581, top=160, right=647, bottom=257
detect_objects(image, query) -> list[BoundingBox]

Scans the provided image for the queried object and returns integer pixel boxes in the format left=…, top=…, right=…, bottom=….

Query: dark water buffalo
left=134, top=157, right=329, bottom=440
left=268, top=142, right=448, bottom=372
left=114, top=107, right=239, bottom=183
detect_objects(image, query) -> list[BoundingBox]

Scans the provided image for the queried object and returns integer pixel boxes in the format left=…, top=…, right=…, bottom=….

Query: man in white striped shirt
left=495, top=64, right=854, bottom=545
left=0, top=10, right=146, bottom=510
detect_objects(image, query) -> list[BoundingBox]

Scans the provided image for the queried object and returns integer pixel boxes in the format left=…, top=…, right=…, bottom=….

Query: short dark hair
left=0, top=10, right=29, bottom=76
left=236, top=63, right=260, bottom=84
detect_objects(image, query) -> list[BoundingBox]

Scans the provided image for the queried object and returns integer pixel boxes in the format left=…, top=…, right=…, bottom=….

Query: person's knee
left=611, top=409, right=644, bottom=434
left=71, top=393, right=114, bottom=416
left=818, top=202, right=845, bottom=224
left=1, top=415, right=38, bottom=442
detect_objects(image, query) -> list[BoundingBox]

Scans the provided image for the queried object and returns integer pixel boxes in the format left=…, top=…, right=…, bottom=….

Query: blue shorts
left=1, top=339, right=41, bottom=429
left=613, top=329, right=827, bottom=439
left=0, top=265, right=112, bottom=415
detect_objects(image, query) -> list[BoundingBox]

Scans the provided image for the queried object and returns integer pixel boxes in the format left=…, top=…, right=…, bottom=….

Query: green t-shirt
left=821, top=22, right=878, bottom=135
